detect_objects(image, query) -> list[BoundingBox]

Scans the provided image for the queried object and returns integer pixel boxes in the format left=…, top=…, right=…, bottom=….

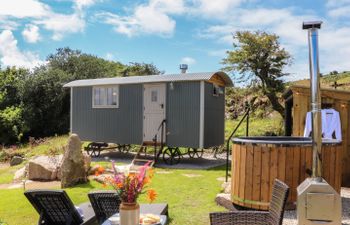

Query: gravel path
left=95, top=149, right=228, bottom=169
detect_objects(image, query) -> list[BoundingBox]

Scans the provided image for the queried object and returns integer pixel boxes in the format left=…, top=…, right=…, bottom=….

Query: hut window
left=151, top=90, right=158, bottom=102
left=92, top=86, right=119, bottom=108
left=213, top=84, right=223, bottom=96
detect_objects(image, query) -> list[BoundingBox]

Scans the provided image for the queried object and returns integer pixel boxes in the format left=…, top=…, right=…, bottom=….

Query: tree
left=122, top=62, right=164, bottom=76
left=222, top=31, right=292, bottom=118
left=47, top=47, right=126, bottom=80
left=20, top=68, right=70, bottom=138
left=0, top=67, right=28, bottom=144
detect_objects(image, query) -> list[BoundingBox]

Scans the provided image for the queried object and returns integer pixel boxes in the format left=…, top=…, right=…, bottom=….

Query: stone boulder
left=215, top=193, right=235, bottom=211
left=27, top=155, right=63, bottom=180
left=83, top=152, right=91, bottom=173
left=10, top=156, right=24, bottom=166
left=14, top=166, right=27, bottom=181
left=60, top=134, right=87, bottom=188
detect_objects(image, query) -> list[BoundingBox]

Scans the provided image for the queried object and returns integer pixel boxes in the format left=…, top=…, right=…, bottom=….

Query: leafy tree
left=222, top=31, right=292, bottom=118
left=46, top=47, right=125, bottom=80
left=20, top=68, right=70, bottom=138
left=0, top=67, right=28, bottom=144
left=122, top=62, right=164, bottom=76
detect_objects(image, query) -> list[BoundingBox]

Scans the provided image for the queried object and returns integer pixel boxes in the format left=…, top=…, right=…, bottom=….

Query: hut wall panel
left=166, top=82, right=200, bottom=148
left=72, top=85, right=143, bottom=144
left=203, top=82, right=225, bottom=148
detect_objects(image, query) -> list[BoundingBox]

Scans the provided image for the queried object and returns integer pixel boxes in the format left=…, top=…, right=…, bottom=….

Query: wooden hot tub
left=231, top=137, right=342, bottom=210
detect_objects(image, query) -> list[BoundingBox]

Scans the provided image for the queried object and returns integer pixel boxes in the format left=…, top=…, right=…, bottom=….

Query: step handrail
left=153, top=119, right=166, bottom=163
left=225, top=104, right=250, bottom=182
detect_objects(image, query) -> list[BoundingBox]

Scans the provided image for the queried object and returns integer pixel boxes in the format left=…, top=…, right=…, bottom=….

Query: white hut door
left=143, top=84, right=166, bottom=143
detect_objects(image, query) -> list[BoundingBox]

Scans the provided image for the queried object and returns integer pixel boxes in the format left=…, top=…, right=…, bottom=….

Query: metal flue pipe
left=303, top=21, right=323, bottom=180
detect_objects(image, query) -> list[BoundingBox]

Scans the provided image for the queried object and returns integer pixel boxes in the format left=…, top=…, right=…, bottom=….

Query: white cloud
left=74, top=0, right=100, bottom=11
left=326, top=0, right=350, bottom=7
left=0, top=0, right=49, bottom=18
left=0, top=0, right=99, bottom=41
left=191, top=0, right=244, bottom=17
left=181, top=57, right=196, bottom=65
left=35, top=12, right=85, bottom=40
left=22, top=24, right=41, bottom=43
left=98, top=0, right=185, bottom=37
left=0, top=16, right=19, bottom=30
left=328, top=5, right=350, bottom=18
left=0, top=30, right=44, bottom=68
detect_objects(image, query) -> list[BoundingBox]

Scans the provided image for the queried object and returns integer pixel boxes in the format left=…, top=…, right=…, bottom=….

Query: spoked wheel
left=85, top=143, right=101, bottom=157
left=162, top=147, right=181, bottom=165
left=118, top=144, right=131, bottom=153
left=124, top=144, right=131, bottom=152
left=188, top=148, right=203, bottom=158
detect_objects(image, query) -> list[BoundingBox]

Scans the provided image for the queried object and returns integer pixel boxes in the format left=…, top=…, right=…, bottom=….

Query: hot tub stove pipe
left=297, top=21, right=341, bottom=225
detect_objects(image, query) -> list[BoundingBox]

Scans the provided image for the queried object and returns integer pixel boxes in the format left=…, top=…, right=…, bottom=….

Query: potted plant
left=103, top=161, right=157, bottom=225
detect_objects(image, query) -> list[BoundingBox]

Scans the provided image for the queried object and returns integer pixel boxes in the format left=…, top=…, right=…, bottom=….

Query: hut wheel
left=85, top=143, right=101, bottom=157
left=123, top=144, right=131, bottom=153
left=162, top=147, right=181, bottom=165
left=188, top=148, right=203, bottom=158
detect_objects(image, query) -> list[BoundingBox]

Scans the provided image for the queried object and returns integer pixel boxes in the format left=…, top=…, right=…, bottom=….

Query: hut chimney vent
left=179, top=64, right=188, bottom=73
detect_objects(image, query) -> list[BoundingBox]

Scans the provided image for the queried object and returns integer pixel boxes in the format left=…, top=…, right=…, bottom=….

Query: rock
left=83, top=152, right=91, bottom=173
left=215, top=193, right=235, bottom=211
left=10, top=156, right=24, bottom=166
left=27, top=155, right=62, bottom=180
left=60, top=134, right=87, bottom=188
left=221, top=181, right=231, bottom=194
left=14, top=166, right=27, bottom=181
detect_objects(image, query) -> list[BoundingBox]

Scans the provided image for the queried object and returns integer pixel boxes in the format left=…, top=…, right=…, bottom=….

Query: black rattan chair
left=88, top=191, right=121, bottom=224
left=24, top=189, right=95, bottom=225
left=210, top=179, right=290, bottom=225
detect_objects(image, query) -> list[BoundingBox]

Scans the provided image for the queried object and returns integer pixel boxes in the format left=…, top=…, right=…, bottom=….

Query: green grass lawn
left=0, top=165, right=226, bottom=225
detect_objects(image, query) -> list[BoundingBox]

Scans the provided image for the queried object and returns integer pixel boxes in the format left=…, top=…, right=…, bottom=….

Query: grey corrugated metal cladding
left=166, top=82, right=200, bottom=148
left=72, top=85, right=143, bottom=144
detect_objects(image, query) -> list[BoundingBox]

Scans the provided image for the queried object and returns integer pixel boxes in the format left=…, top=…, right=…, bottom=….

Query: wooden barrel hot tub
left=231, top=137, right=342, bottom=210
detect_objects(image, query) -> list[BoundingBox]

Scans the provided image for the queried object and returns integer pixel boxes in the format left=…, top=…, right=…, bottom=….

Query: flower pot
left=119, top=202, right=140, bottom=225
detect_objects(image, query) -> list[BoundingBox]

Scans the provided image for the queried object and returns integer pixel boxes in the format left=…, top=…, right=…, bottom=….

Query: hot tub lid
left=232, top=136, right=341, bottom=145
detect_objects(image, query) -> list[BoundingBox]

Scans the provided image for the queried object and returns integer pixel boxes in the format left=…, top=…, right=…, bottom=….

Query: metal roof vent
left=297, top=21, right=342, bottom=225
left=179, top=64, right=188, bottom=73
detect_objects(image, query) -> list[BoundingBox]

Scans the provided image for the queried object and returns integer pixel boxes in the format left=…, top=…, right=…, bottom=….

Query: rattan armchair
left=24, top=189, right=96, bottom=225
left=210, top=179, right=290, bottom=225
left=88, top=190, right=121, bottom=225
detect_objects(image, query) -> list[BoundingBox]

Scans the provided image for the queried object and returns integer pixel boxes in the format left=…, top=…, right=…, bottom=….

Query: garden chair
left=24, top=189, right=96, bottom=225
left=210, top=179, right=289, bottom=225
left=88, top=191, right=121, bottom=225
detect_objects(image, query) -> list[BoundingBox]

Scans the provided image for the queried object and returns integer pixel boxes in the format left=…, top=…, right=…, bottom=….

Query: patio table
left=101, top=214, right=167, bottom=225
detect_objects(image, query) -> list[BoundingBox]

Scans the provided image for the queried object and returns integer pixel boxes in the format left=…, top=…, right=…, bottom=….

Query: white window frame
left=92, top=85, right=119, bottom=108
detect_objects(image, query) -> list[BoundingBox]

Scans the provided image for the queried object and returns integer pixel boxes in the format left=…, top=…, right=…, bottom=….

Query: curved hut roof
left=64, top=71, right=233, bottom=87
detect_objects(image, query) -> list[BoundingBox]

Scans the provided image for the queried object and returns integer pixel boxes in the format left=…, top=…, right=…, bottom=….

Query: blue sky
left=0, top=0, right=350, bottom=81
